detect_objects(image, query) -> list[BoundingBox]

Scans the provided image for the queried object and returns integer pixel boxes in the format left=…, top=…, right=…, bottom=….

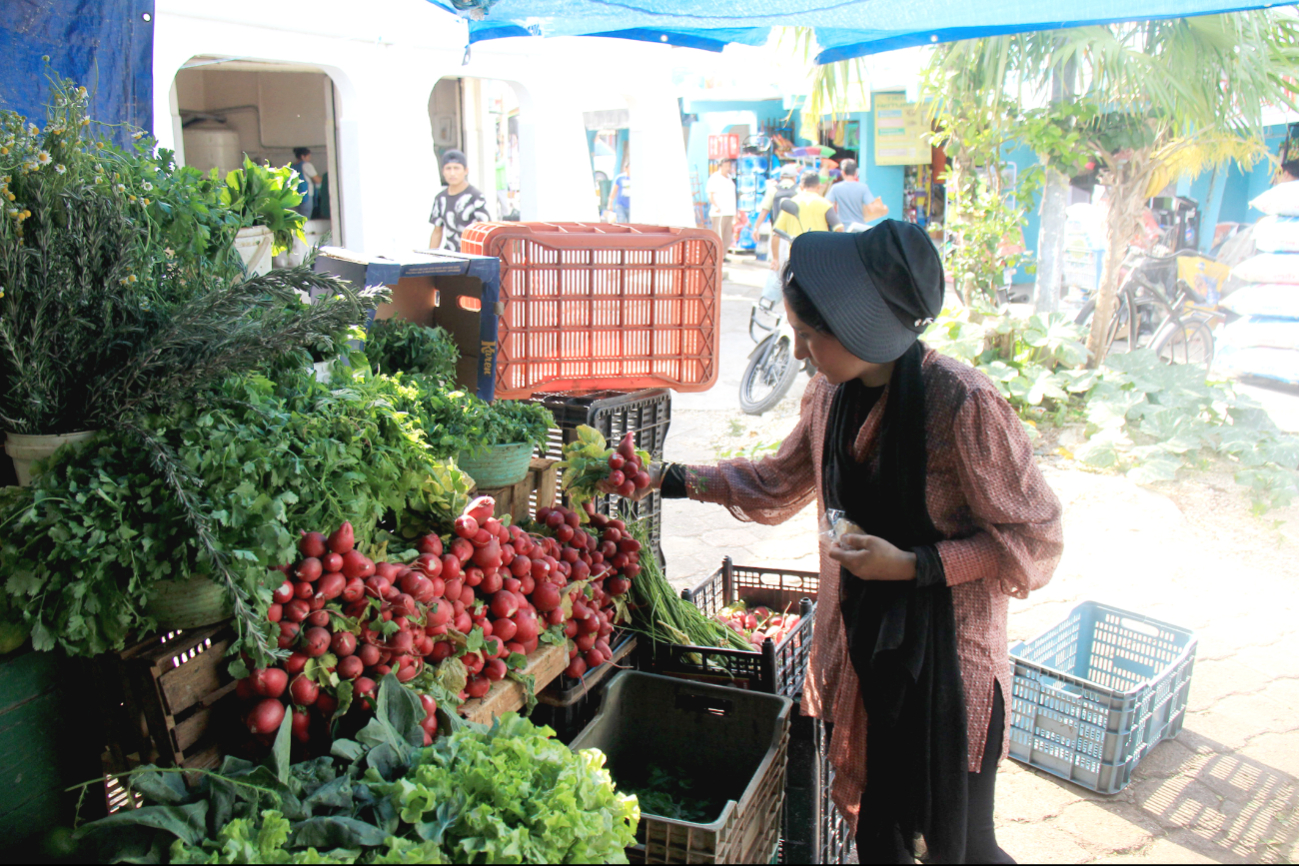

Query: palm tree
left=926, top=11, right=1299, bottom=365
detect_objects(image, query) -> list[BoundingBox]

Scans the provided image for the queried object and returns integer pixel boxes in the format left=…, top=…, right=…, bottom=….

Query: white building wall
left=154, top=0, right=695, bottom=252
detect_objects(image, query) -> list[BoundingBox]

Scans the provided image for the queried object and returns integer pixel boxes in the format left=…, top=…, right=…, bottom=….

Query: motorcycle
left=739, top=199, right=811, bottom=415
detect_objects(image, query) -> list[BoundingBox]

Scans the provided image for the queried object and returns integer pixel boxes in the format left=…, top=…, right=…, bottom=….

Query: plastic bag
left=1219, top=284, right=1299, bottom=320
left=1232, top=253, right=1299, bottom=285
left=1249, top=180, right=1299, bottom=217
left=1254, top=215, right=1299, bottom=254
left=761, top=269, right=783, bottom=304
left=819, top=509, right=865, bottom=547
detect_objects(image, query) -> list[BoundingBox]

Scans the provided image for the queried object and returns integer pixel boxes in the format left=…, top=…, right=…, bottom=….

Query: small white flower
left=94, top=176, right=104, bottom=184
left=142, top=182, right=152, bottom=191
left=54, top=164, right=65, bottom=175
left=95, top=164, right=103, bottom=173
left=35, top=151, right=51, bottom=165
left=6, top=209, right=18, bottom=218
left=115, top=183, right=125, bottom=193
left=27, top=124, right=39, bottom=136
left=131, top=131, right=144, bottom=140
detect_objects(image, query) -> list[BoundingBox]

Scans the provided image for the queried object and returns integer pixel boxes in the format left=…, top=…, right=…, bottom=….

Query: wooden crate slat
left=461, top=642, right=568, bottom=725
left=157, top=635, right=231, bottom=716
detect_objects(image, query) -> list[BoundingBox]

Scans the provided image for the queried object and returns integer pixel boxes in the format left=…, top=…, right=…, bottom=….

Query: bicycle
left=1073, top=248, right=1220, bottom=367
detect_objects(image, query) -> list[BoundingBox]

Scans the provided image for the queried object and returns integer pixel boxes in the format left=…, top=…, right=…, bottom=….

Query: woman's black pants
left=850, top=681, right=1015, bottom=864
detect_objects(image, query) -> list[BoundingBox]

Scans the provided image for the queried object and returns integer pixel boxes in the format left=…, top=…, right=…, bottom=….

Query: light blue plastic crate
left=1008, top=601, right=1197, bottom=794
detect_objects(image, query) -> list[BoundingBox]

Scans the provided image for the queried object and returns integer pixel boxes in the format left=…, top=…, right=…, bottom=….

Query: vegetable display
left=75, top=678, right=639, bottom=864
left=715, top=603, right=802, bottom=651
left=623, top=521, right=751, bottom=653
left=363, top=318, right=460, bottom=385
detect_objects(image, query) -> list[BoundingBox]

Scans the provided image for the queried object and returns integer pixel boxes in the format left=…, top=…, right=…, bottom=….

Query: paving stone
left=994, top=765, right=1085, bottom=823
left=1131, top=737, right=1202, bottom=779
left=1237, top=729, right=1299, bottom=781
left=995, top=820, right=1094, bottom=864
left=1184, top=658, right=1276, bottom=713
left=1181, top=691, right=1296, bottom=751
left=1256, top=675, right=1299, bottom=713
left=1053, top=800, right=1159, bottom=853
left=1233, top=635, right=1299, bottom=680
left=1089, top=836, right=1220, bottom=864
left=1125, top=776, right=1227, bottom=836
left=1161, top=828, right=1256, bottom=864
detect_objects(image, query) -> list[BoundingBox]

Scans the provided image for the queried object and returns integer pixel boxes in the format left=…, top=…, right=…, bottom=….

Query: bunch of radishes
left=533, top=503, right=641, bottom=680
left=605, top=431, right=653, bottom=498
left=716, top=603, right=801, bottom=651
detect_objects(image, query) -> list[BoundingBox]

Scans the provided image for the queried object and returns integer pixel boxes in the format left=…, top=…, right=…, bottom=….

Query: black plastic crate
left=650, top=559, right=817, bottom=698
left=533, top=633, right=638, bottom=743
left=816, top=718, right=854, bottom=864
left=781, top=703, right=820, bottom=864
left=533, top=388, right=670, bottom=567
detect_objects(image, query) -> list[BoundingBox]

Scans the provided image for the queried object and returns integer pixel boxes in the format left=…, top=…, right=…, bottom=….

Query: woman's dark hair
left=1283, top=159, right=1299, bottom=180
left=782, top=267, right=832, bottom=334
left=293, top=147, right=311, bottom=160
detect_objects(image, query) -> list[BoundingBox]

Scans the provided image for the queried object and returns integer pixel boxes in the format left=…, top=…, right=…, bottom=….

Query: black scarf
left=822, top=342, right=970, bottom=863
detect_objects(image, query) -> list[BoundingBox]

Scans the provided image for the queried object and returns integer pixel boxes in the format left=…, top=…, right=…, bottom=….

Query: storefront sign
left=708, top=134, right=740, bottom=161
left=873, top=92, right=930, bottom=166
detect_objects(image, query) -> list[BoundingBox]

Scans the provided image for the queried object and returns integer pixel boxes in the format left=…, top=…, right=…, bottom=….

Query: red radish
left=355, top=643, right=379, bottom=667
left=235, top=677, right=256, bottom=701
left=519, top=574, right=537, bottom=595
left=306, top=609, right=331, bottom=628
left=502, top=577, right=522, bottom=596
left=618, top=432, right=637, bottom=460
left=322, top=552, right=343, bottom=573
left=417, top=534, right=444, bottom=557
left=634, top=471, right=651, bottom=489
left=454, top=515, right=479, bottom=539
left=291, top=708, right=311, bottom=742
left=303, top=627, right=331, bottom=658
left=555, top=524, right=574, bottom=544
left=289, top=675, right=319, bottom=706
left=564, top=658, right=587, bottom=679
left=252, top=667, right=289, bottom=698
left=315, top=573, right=346, bottom=601
left=546, top=608, right=565, bottom=626
left=267, top=603, right=283, bottom=623
left=473, top=538, right=501, bottom=570
left=431, top=641, right=456, bottom=662
left=463, top=567, right=484, bottom=588
left=327, top=522, right=355, bottom=555
left=459, top=585, right=475, bottom=607
left=510, top=555, right=531, bottom=579
left=484, top=658, right=507, bottom=682
left=311, top=695, right=335, bottom=720
left=278, top=621, right=301, bottom=649
left=296, top=557, right=323, bottom=583
left=364, top=576, right=390, bottom=599
left=622, top=564, right=641, bottom=580
left=500, top=543, right=515, bottom=567
left=564, top=510, right=581, bottom=529
left=354, top=677, right=377, bottom=699
left=584, top=649, right=606, bottom=669
left=398, top=571, right=425, bottom=597
left=607, top=469, right=626, bottom=488
left=308, top=595, right=327, bottom=612
left=531, top=583, right=561, bottom=613
left=467, top=496, right=496, bottom=523
left=514, top=611, right=540, bottom=643
left=461, top=651, right=484, bottom=675
left=492, top=618, right=518, bottom=642
left=396, top=664, right=419, bottom=683
left=341, top=550, right=372, bottom=579
left=607, top=576, right=631, bottom=596
left=490, top=592, right=519, bottom=620
left=426, top=600, right=451, bottom=627
left=618, top=538, right=641, bottom=554
left=293, top=581, right=314, bottom=600
left=331, top=631, right=357, bottom=657
left=571, top=560, right=591, bottom=582
left=299, top=531, right=328, bottom=559
left=598, top=618, right=614, bottom=637
left=465, top=675, right=491, bottom=699
left=414, top=554, right=443, bottom=580
left=608, top=453, right=625, bottom=471
left=341, top=577, right=366, bottom=603
left=480, top=570, right=503, bottom=595
left=575, top=632, right=596, bottom=653
left=440, top=555, right=462, bottom=583
left=272, top=580, right=295, bottom=605
left=420, top=694, right=438, bottom=717
left=450, top=537, right=474, bottom=565
left=248, top=698, right=286, bottom=735
left=454, top=612, right=472, bottom=634
left=284, top=652, right=308, bottom=675
left=505, top=641, right=526, bottom=657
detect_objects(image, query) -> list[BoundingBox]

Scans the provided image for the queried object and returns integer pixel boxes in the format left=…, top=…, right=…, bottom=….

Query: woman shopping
left=626, top=221, right=1064, bottom=863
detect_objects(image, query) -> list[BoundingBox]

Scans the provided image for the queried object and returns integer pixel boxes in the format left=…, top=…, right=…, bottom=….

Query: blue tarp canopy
left=429, top=0, right=1298, bottom=60
left=0, top=0, right=154, bottom=148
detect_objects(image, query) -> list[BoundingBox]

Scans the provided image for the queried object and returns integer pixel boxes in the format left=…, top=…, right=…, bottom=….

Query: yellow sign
left=873, top=92, right=930, bottom=166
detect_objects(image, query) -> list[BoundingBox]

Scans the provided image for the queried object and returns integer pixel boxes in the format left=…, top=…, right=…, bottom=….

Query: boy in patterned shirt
left=428, top=149, right=491, bottom=252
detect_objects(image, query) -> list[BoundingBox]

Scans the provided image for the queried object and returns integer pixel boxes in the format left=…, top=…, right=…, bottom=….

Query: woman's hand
left=595, top=462, right=665, bottom=503
left=828, top=534, right=916, bottom=582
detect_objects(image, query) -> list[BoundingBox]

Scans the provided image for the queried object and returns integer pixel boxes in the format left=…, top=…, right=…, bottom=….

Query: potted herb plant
left=409, top=384, right=554, bottom=488
left=220, top=155, right=307, bottom=276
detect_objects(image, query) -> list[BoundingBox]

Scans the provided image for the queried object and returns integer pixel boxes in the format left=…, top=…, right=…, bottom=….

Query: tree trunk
left=1086, top=152, right=1152, bottom=368
left=1034, top=168, right=1070, bottom=314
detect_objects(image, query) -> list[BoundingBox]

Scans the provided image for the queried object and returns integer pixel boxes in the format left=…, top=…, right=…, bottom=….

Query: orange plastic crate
left=460, top=222, right=720, bottom=398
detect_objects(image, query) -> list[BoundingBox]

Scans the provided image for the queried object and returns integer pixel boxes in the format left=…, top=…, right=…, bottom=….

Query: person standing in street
left=770, top=170, right=844, bottom=270
left=611, top=161, right=632, bottom=223
left=707, top=158, right=737, bottom=254
left=827, top=159, right=889, bottom=231
left=751, top=162, right=801, bottom=243
left=428, top=149, right=492, bottom=252
left=290, top=147, right=322, bottom=219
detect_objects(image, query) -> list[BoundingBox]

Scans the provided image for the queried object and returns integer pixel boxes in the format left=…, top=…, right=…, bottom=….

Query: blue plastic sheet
left=0, top=0, right=155, bottom=149
left=429, top=0, right=1299, bottom=60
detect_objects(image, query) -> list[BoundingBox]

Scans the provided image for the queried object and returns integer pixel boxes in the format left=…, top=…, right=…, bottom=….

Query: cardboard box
left=314, top=247, right=502, bottom=401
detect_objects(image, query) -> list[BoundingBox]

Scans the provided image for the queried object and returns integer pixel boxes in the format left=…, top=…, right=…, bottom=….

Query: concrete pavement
left=658, top=257, right=1299, bottom=864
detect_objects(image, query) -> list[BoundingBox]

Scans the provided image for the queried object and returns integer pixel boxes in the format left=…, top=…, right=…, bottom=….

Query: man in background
left=707, top=158, right=737, bottom=254
left=429, top=149, right=491, bottom=252
left=826, top=158, right=888, bottom=231
left=751, top=162, right=800, bottom=243
left=290, top=147, right=322, bottom=219
left=770, top=170, right=843, bottom=269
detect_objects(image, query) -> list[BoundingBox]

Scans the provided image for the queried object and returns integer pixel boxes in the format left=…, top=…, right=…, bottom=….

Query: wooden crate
left=460, top=642, right=569, bottom=726
left=111, top=622, right=239, bottom=771
left=475, top=457, right=559, bottom=523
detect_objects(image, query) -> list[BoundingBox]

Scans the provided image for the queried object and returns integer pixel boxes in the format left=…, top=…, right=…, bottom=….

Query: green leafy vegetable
left=364, top=319, right=460, bottom=386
